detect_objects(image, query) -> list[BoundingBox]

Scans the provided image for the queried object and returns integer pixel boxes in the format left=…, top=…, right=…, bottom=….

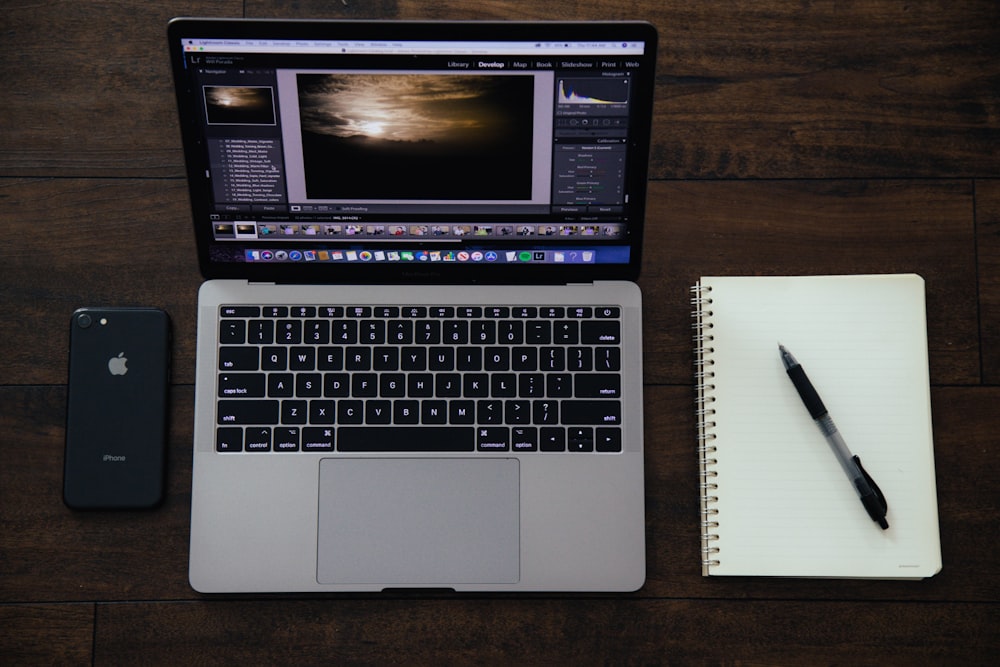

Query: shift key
left=560, top=400, right=621, bottom=425
left=218, top=399, right=279, bottom=425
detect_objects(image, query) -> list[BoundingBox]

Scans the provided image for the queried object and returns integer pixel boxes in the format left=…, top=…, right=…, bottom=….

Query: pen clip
left=852, top=455, right=889, bottom=529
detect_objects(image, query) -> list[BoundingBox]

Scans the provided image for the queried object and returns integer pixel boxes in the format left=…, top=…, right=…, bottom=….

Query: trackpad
left=317, top=458, right=520, bottom=586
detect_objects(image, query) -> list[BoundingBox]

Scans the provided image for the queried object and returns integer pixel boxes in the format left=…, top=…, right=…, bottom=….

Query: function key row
left=221, top=305, right=621, bottom=319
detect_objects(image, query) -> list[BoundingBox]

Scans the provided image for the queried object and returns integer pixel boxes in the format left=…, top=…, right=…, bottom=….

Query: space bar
left=337, top=427, right=475, bottom=452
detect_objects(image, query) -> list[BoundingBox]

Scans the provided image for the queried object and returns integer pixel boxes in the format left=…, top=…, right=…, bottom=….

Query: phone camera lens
left=77, top=313, right=93, bottom=329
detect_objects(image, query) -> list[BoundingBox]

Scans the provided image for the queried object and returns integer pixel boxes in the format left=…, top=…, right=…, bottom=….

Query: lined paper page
left=700, top=274, right=941, bottom=578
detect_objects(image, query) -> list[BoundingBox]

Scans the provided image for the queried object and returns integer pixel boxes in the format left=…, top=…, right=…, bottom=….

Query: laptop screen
left=169, top=20, right=657, bottom=283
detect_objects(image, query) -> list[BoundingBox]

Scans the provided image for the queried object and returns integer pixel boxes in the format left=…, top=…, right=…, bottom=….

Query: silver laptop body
left=169, top=18, right=656, bottom=592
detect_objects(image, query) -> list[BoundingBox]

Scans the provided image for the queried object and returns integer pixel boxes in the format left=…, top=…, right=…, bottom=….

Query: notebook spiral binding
left=691, top=284, right=720, bottom=571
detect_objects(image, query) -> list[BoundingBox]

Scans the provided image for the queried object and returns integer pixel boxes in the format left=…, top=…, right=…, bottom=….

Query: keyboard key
left=268, top=374, right=294, bottom=397
left=429, top=347, right=454, bottom=370
left=581, top=321, right=620, bottom=344
left=477, top=427, right=509, bottom=451
left=546, top=373, right=572, bottom=397
left=247, top=320, right=273, bottom=344
left=281, top=400, right=307, bottom=424
left=220, top=319, right=246, bottom=344
left=567, top=347, right=592, bottom=371
left=471, top=320, right=495, bottom=343
left=401, top=347, right=426, bottom=371
left=244, top=427, right=272, bottom=452
left=526, top=321, right=550, bottom=343
left=289, top=347, right=315, bottom=370
left=302, top=427, right=335, bottom=451
left=337, top=427, right=474, bottom=452
left=304, top=320, right=329, bottom=344
left=221, top=306, right=260, bottom=318
left=277, top=320, right=302, bottom=344
left=560, top=400, right=622, bottom=425
left=421, top=401, right=448, bottom=424
left=511, top=426, right=537, bottom=451
left=463, top=374, right=489, bottom=397
left=219, top=346, right=259, bottom=371
left=568, top=427, right=594, bottom=452
left=216, top=426, right=243, bottom=452
left=596, top=427, right=622, bottom=453
left=540, top=427, right=565, bottom=451
left=533, top=400, right=558, bottom=425
left=499, top=321, right=523, bottom=344
left=512, top=347, right=537, bottom=371
left=553, top=321, right=578, bottom=344
left=218, top=373, right=265, bottom=398
left=318, top=347, right=343, bottom=370
left=519, top=374, right=544, bottom=398
left=443, top=320, right=468, bottom=344
left=338, top=400, right=364, bottom=424
left=504, top=400, right=531, bottom=424
left=218, top=400, right=278, bottom=425
left=365, top=400, right=392, bottom=424
left=388, top=320, right=412, bottom=344
left=351, top=373, right=377, bottom=397
left=477, top=399, right=503, bottom=424
left=574, top=374, right=621, bottom=398
left=309, top=401, right=336, bottom=424
left=332, top=320, right=357, bottom=343
left=274, top=427, right=300, bottom=451
left=394, top=400, right=420, bottom=424
left=449, top=400, right=475, bottom=424
left=262, top=347, right=287, bottom=370
left=360, top=320, right=385, bottom=344
left=345, top=347, right=371, bottom=370
left=595, top=347, right=621, bottom=371
left=323, top=373, right=349, bottom=397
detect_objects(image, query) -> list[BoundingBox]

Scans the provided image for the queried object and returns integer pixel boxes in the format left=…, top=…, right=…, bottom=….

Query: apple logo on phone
left=108, top=352, right=128, bottom=376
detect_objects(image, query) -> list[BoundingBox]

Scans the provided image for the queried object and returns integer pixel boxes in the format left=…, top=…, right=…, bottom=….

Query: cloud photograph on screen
left=204, top=86, right=277, bottom=125
left=296, top=73, right=535, bottom=200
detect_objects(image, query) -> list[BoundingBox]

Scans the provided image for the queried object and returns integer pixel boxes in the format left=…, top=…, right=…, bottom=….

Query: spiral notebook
left=693, top=274, right=941, bottom=579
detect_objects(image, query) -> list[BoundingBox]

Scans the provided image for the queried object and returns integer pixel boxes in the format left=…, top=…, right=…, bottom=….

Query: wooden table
left=2, top=1, right=998, bottom=663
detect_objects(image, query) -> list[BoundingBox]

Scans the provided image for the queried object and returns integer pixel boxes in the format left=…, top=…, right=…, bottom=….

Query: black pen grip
left=786, top=364, right=828, bottom=419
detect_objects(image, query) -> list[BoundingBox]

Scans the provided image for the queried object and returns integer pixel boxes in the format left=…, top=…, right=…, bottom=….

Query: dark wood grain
left=0, top=604, right=94, bottom=665
left=977, top=179, right=1000, bottom=384
left=1, top=0, right=998, bottom=662
left=0, top=178, right=202, bottom=386
left=94, top=598, right=999, bottom=665
left=0, top=0, right=242, bottom=178
left=640, top=179, right=979, bottom=386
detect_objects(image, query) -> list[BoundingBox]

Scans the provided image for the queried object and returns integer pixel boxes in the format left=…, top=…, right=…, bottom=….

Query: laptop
left=168, top=17, right=657, bottom=592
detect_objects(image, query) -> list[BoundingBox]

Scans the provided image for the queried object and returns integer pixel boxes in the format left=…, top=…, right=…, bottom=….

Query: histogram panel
left=558, top=78, right=630, bottom=105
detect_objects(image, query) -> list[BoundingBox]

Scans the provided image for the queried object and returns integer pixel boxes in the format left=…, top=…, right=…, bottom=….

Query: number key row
left=221, top=318, right=620, bottom=345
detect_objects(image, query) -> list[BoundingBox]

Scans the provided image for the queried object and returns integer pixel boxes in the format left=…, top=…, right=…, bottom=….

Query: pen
left=778, top=344, right=889, bottom=530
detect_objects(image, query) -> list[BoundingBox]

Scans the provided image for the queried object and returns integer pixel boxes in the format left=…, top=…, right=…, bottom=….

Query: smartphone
left=64, top=307, right=171, bottom=509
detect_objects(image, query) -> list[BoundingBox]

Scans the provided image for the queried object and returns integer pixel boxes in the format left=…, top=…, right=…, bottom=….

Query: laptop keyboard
left=214, top=304, right=624, bottom=454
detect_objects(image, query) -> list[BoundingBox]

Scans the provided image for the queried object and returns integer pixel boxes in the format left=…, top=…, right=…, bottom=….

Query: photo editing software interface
left=179, top=35, right=650, bottom=266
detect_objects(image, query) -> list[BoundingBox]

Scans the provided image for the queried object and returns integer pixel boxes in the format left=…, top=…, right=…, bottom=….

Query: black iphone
left=64, top=307, right=171, bottom=509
